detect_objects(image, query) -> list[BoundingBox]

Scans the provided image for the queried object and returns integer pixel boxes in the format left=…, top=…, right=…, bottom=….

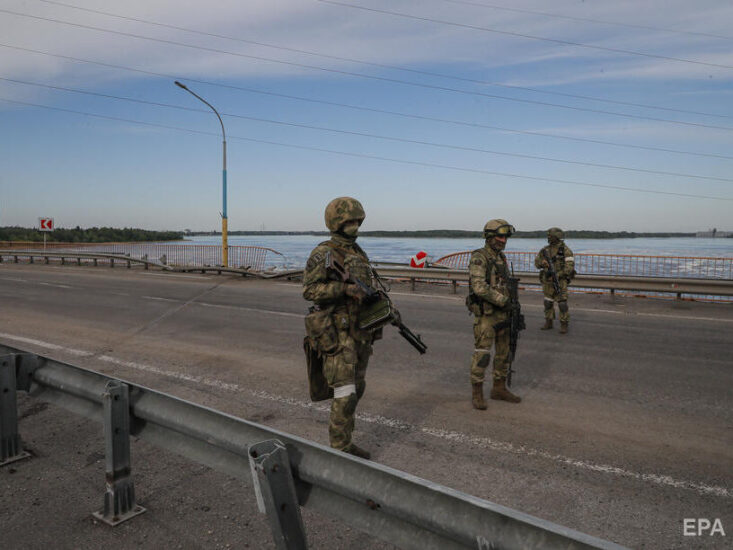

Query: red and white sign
left=410, top=250, right=428, bottom=268
left=39, top=217, right=54, bottom=231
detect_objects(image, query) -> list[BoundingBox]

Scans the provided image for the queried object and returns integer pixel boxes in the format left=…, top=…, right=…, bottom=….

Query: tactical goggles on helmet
left=492, top=224, right=515, bottom=237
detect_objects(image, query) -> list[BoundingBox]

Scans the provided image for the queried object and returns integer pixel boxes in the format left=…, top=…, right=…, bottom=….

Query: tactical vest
left=542, top=243, right=567, bottom=274
left=321, top=240, right=373, bottom=287
left=468, top=247, right=509, bottom=292
left=466, top=247, right=509, bottom=315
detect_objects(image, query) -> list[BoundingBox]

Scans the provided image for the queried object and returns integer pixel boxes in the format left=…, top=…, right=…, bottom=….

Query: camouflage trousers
left=323, top=329, right=372, bottom=451
left=470, top=314, right=510, bottom=384
left=542, top=278, right=570, bottom=323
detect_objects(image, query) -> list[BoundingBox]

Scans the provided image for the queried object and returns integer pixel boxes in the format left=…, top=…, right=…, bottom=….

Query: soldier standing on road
left=466, top=219, right=522, bottom=410
left=302, top=197, right=379, bottom=459
left=535, top=227, right=575, bottom=334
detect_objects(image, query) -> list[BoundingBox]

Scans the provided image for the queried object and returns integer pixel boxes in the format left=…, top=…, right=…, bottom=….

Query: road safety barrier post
left=0, top=354, right=31, bottom=466
left=249, top=439, right=308, bottom=550
left=92, top=380, right=146, bottom=526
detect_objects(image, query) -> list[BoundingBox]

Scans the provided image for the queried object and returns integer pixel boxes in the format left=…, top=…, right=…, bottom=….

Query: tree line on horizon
left=2, top=226, right=717, bottom=242
left=192, top=229, right=701, bottom=239
left=0, top=226, right=183, bottom=243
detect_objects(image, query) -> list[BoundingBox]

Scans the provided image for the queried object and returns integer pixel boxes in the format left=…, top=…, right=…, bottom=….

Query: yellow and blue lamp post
left=175, top=81, right=229, bottom=267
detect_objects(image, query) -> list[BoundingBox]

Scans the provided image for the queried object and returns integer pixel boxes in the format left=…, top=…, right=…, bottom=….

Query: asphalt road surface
left=1, top=263, right=731, bottom=549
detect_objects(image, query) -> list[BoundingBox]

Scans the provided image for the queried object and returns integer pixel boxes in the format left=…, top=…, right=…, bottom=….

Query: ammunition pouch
left=303, top=337, right=333, bottom=402
left=465, top=293, right=484, bottom=316
left=358, top=293, right=394, bottom=331
left=304, top=305, right=338, bottom=355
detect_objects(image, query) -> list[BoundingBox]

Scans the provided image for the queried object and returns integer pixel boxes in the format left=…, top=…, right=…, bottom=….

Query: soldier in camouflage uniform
left=467, top=219, right=522, bottom=410
left=534, top=227, right=575, bottom=334
left=302, top=197, right=379, bottom=459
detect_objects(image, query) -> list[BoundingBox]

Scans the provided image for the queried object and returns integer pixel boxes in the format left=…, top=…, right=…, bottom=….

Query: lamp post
left=175, top=81, right=229, bottom=267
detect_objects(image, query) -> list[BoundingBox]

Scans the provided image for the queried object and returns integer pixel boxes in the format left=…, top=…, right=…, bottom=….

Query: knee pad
left=476, top=352, right=491, bottom=369
left=558, top=301, right=569, bottom=313
left=544, top=299, right=554, bottom=311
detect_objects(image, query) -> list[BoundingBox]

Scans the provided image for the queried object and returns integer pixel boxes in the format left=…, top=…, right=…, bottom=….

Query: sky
left=1, top=0, right=732, bottom=233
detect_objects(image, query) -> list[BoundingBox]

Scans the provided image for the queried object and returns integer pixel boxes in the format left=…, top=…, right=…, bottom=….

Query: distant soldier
left=466, top=219, right=522, bottom=409
left=302, top=197, right=379, bottom=459
left=535, top=227, right=575, bottom=334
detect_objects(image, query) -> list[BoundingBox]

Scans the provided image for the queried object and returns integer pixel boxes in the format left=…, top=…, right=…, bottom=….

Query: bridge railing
left=1, top=241, right=285, bottom=271
left=0, top=345, right=625, bottom=549
left=435, top=251, right=733, bottom=280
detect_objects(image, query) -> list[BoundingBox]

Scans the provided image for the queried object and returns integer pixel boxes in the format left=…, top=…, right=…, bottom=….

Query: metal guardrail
left=371, top=267, right=733, bottom=298
left=0, top=345, right=626, bottom=549
left=435, top=251, right=733, bottom=280
left=3, top=250, right=731, bottom=299
left=0, top=242, right=286, bottom=271
left=0, top=250, right=301, bottom=279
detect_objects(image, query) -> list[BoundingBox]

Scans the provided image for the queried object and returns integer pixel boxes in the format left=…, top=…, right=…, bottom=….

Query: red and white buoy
left=410, top=250, right=428, bottom=268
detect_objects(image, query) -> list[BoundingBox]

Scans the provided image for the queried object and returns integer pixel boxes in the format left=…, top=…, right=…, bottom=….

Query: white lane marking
left=2, top=331, right=729, bottom=500
left=0, top=333, right=92, bottom=357
left=282, top=283, right=733, bottom=322
left=634, top=311, right=733, bottom=323
left=141, top=295, right=180, bottom=302
left=141, top=273, right=211, bottom=280
left=1, top=277, right=72, bottom=289
left=196, top=302, right=303, bottom=319
left=139, top=295, right=303, bottom=318
left=38, top=282, right=73, bottom=289
left=390, top=291, right=462, bottom=301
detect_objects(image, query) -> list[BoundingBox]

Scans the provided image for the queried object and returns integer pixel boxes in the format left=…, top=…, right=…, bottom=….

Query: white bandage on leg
left=333, top=384, right=356, bottom=399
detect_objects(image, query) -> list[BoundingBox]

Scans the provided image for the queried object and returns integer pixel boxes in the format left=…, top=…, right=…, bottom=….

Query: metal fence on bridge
left=435, top=251, right=733, bottom=280
left=3, top=241, right=285, bottom=271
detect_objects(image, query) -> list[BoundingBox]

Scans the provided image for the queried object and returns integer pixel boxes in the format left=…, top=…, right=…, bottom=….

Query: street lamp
left=175, top=81, right=229, bottom=267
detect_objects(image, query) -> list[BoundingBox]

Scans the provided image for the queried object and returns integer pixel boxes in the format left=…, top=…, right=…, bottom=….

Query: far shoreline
left=185, top=230, right=730, bottom=240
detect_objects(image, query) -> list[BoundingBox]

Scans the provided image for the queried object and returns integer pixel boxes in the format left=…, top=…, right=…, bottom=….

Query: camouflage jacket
left=468, top=244, right=510, bottom=311
left=534, top=242, right=575, bottom=279
left=302, top=234, right=375, bottom=309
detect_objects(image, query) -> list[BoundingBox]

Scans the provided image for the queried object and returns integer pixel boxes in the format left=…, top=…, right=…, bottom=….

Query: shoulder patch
left=306, top=251, right=323, bottom=271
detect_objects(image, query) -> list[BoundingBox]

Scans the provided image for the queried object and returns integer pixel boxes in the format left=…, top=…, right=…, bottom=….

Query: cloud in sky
left=1, top=0, right=732, bottom=232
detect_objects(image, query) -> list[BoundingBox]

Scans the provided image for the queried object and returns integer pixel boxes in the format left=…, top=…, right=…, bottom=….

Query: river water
left=182, top=235, right=733, bottom=268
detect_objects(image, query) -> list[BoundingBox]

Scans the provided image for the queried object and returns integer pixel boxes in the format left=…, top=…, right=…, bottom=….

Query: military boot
left=540, top=319, right=553, bottom=330
left=472, top=383, right=487, bottom=410
left=344, top=444, right=371, bottom=460
left=490, top=379, right=521, bottom=403
left=560, top=321, right=569, bottom=334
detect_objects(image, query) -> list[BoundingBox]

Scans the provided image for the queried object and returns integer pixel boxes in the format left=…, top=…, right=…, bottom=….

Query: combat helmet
left=483, top=219, right=515, bottom=239
left=547, top=227, right=565, bottom=241
left=324, top=197, right=366, bottom=232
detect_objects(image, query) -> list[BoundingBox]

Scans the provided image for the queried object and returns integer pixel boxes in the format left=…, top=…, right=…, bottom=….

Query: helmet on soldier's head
left=483, top=219, right=515, bottom=239
left=324, top=197, right=366, bottom=233
left=547, top=227, right=565, bottom=240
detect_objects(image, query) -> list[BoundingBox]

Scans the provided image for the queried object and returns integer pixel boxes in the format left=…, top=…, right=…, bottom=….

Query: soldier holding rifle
left=303, top=197, right=425, bottom=460
left=465, top=219, right=525, bottom=410
left=535, top=227, right=575, bottom=334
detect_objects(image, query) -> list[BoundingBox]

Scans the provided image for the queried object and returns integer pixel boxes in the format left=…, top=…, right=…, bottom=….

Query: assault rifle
left=493, top=265, right=526, bottom=387
left=541, top=248, right=561, bottom=296
left=326, top=251, right=427, bottom=354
